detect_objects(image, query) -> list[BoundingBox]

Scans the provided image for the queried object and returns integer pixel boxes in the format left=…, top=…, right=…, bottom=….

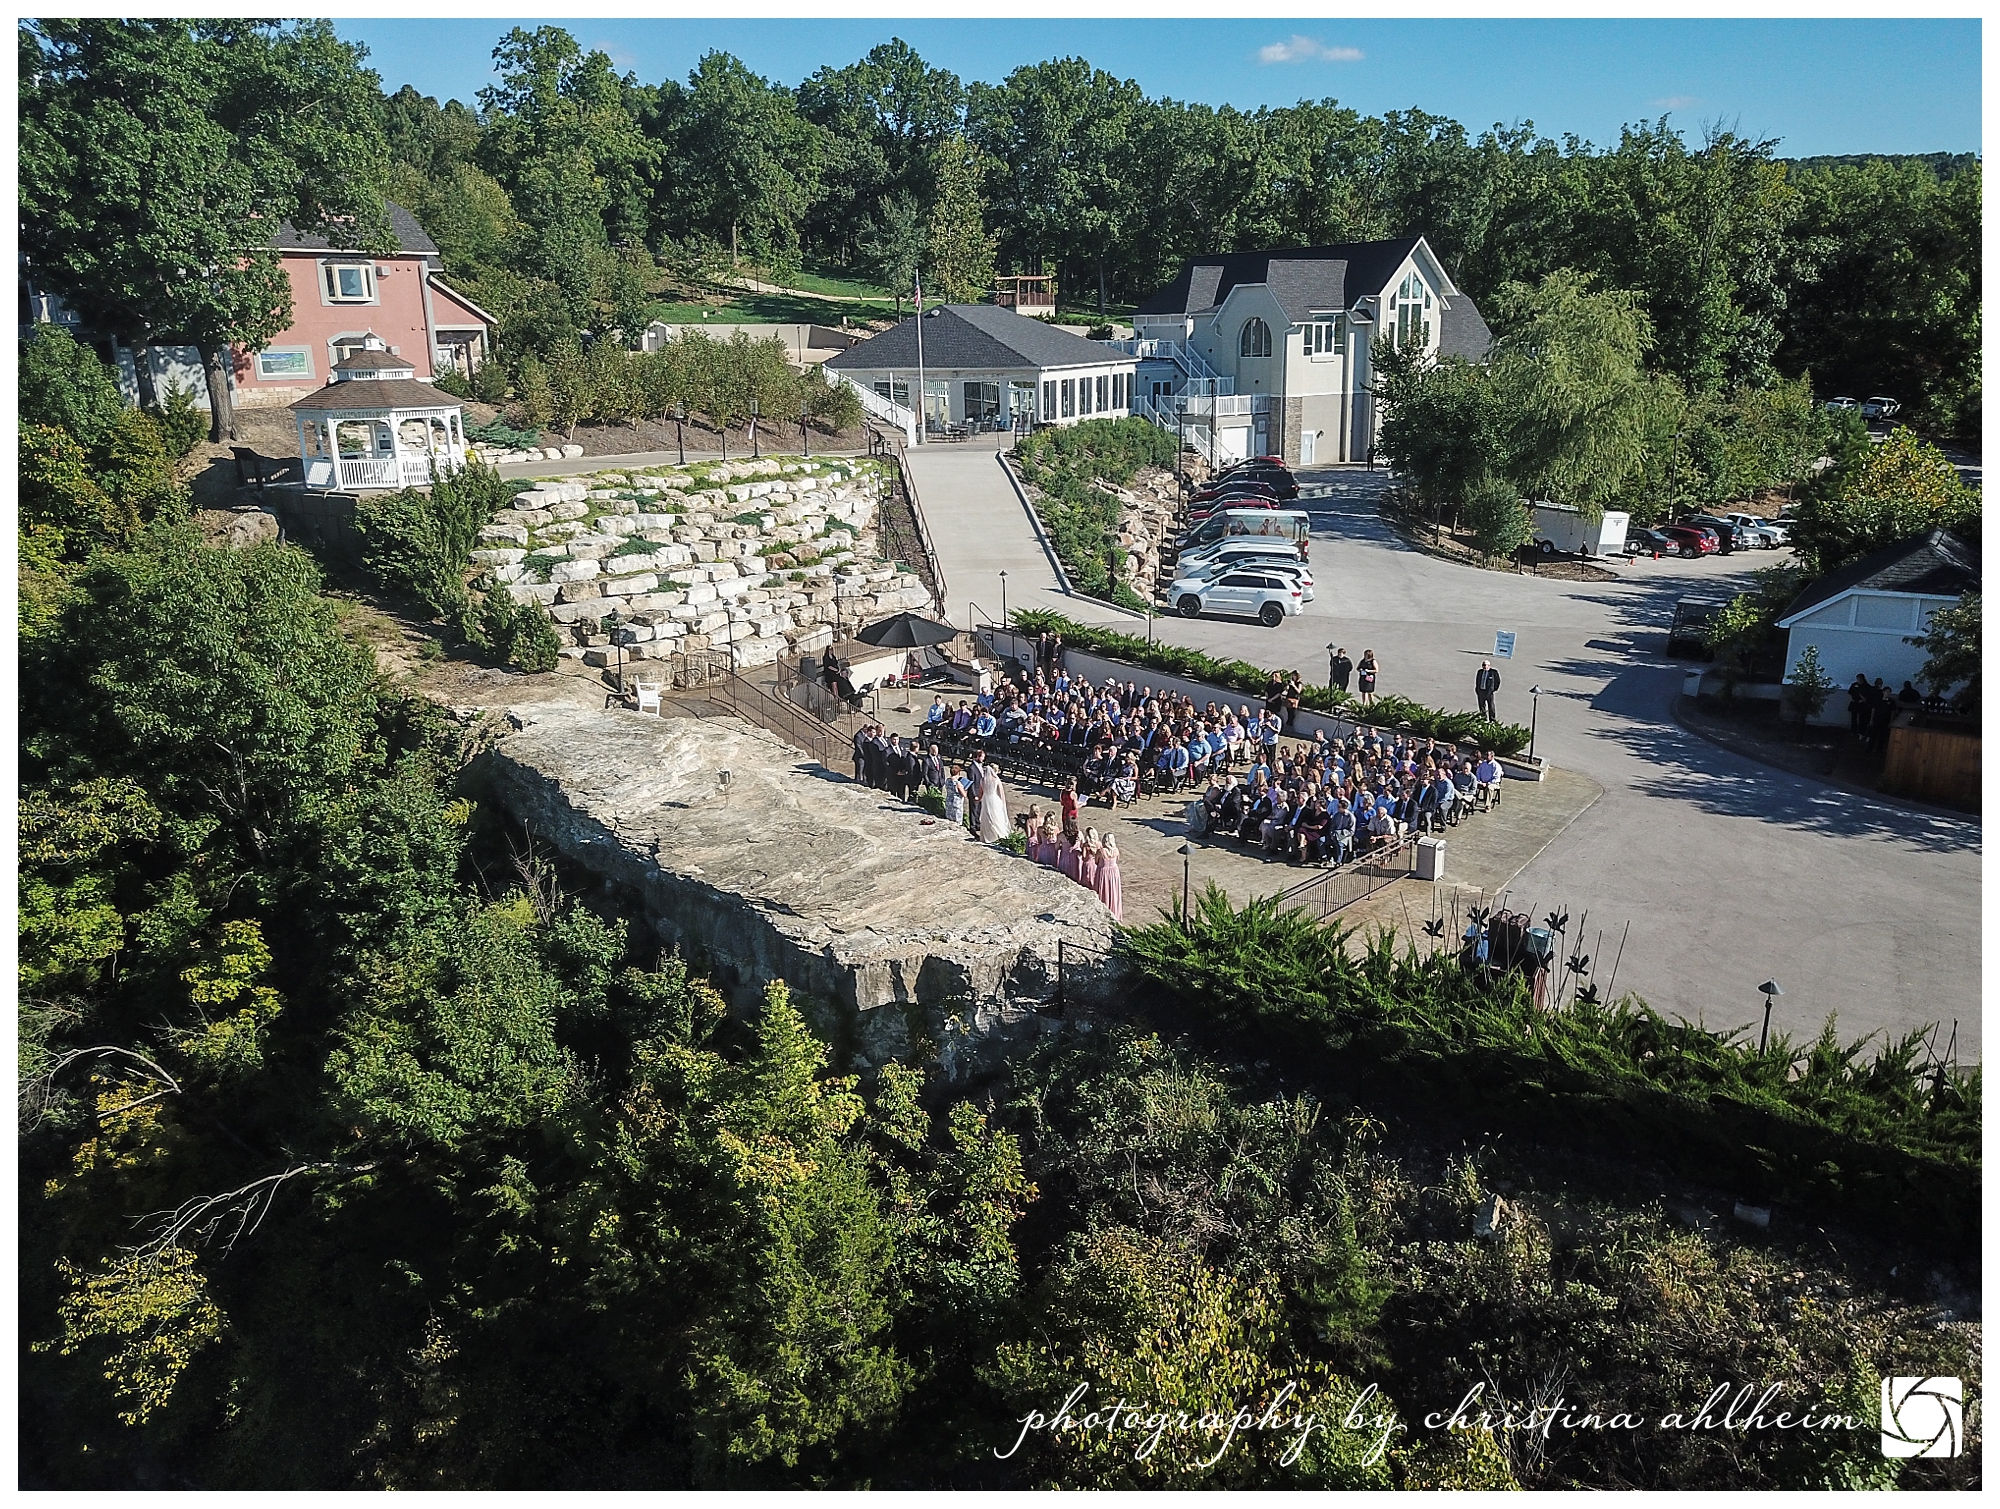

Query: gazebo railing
left=326, top=452, right=466, bottom=491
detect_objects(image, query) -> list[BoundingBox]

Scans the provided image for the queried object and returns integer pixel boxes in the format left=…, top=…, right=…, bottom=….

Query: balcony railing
left=325, top=451, right=467, bottom=491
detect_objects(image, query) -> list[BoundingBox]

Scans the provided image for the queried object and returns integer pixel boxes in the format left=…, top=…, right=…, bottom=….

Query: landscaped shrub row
left=1011, top=418, right=1178, bottom=611
left=1121, top=887, right=1981, bottom=1248
left=1012, top=608, right=1534, bottom=755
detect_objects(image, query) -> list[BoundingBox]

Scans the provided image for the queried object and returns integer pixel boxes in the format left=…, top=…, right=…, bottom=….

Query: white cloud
left=1258, top=36, right=1364, bottom=65
left=1652, top=95, right=1700, bottom=110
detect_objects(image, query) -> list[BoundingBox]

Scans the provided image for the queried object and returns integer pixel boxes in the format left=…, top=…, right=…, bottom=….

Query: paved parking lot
left=1142, top=468, right=1982, bottom=1058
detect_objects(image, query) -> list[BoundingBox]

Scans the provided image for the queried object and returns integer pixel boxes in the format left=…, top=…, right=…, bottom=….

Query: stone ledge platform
left=482, top=704, right=1118, bottom=1078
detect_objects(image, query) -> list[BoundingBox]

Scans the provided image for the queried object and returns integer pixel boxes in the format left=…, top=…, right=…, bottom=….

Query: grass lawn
left=648, top=279, right=900, bottom=330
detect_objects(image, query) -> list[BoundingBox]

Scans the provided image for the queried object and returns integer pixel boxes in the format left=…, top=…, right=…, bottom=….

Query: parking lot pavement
left=1142, top=468, right=1982, bottom=1057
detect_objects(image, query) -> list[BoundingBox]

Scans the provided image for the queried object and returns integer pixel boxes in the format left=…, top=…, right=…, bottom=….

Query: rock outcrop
left=481, top=703, right=1119, bottom=1079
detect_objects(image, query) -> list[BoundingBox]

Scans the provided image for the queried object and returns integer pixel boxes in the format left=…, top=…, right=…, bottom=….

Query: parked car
left=1721, top=511, right=1787, bottom=547
left=1623, top=526, right=1679, bottom=558
left=1192, top=479, right=1279, bottom=504
left=1861, top=395, right=1902, bottom=420
left=1823, top=396, right=1859, bottom=412
left=1678, top=515, right=1747, bottom=553
left=1212, top=463, right=1298, bottom=499
left=1185, top=496, right=1280, bottom=525
left=1175, top=551, right=1315, bottom=601
left=1658, top=524, right=1718, bottom=558
left=1168, top=568, right=1303, bottom=626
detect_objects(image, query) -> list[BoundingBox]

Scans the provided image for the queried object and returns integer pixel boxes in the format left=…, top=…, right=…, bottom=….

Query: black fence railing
left=666, top=651, right=842, bottom=768
left=870, top=431, right=945, bottom=614
left=1266, top=832, right=1418, bottom=922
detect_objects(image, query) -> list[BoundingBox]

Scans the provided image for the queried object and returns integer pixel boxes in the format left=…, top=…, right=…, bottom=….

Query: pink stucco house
left=230, top=202, right=494, bottom=409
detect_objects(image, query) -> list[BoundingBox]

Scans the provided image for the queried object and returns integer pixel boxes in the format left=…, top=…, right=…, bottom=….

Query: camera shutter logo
left=1880, top=1377, right=1962, bottom=1458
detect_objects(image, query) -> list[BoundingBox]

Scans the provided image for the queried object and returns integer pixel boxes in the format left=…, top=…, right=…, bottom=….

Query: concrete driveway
left=1141, top=468, right=1982, bottom=1057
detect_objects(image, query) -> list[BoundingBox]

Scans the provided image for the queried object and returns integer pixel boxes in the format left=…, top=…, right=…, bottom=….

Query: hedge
left=1011, top=609, right=1534, bottom=755
left=1122, top=887, right=1981, bottom=1249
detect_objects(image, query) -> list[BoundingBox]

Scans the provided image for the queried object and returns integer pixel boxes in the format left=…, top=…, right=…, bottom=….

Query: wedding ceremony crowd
left=842, top=630, right=1510, bottom=923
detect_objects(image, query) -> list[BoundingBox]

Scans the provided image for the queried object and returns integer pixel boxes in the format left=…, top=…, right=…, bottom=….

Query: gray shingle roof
left=1137, top=238, right=1426, bottom=322
left=273, top=202, right=439, bottom=257
left=824, top=304, right=1128, bottom=374
left=1778, top=528, right=1979, bottom=625
left=1439, top=295, right=1493, bottom=361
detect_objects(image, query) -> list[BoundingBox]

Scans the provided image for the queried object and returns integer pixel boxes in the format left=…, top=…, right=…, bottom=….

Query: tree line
left=20, top=20, right=1981, bottom=448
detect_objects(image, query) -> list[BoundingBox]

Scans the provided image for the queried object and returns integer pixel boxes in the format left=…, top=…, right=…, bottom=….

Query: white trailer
left=1531, top=503, right=1629, bottom=558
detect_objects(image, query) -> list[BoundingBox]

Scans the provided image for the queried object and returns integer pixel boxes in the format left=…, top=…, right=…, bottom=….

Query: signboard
left=1494, top=630, right=1517, bottom=659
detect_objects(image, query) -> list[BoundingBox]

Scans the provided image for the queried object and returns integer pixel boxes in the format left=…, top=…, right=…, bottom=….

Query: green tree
left=1785, top=642, right=1837, bottom=728
left=1786, top=426, right=1979, bottom=574
left=1372, top=342, right=1498, bottom=533
left=923, top=136, right=996, bottom=303
left=858, top=193, right=927, bottom=318
left=20, top=19, right=391, bottom=439
left=1487, top=269, right=1658, bottom=520
left=19, top=327, right=129, bottom=448
left=651, top=52, right=825, bottom=276
left=1906, top=592, right=1979, bottom=705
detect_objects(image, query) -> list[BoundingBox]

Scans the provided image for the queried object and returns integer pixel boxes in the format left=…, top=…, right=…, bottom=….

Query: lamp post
left=999, top=569, right=1008, bottom=627
left=800, top=396, right=811, bottom=460
left=749, top=396, right=761, bottom=459
left=674, top=402, right=687, bottom=467
left=1527, top=685, right=1544, bottom=762
left=1177, top=840, right=1194, bottom=931
left=1757, top=979, right=1783, bottom=1054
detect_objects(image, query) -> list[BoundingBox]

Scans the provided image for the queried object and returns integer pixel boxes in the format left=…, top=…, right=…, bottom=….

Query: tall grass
left=1120, top=885, right=1980, bottom=1246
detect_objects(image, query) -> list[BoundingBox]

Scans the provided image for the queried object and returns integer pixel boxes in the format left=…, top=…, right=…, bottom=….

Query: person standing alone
left=1475, top=659, right=1501, bottom=722
left=1356, top=650, right=1379, bottom=709
left=1329, top=648, right=1353, bottom=695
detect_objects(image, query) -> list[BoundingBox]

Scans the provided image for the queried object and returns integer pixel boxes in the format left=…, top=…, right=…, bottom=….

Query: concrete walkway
left=902, top=435, right=1139, bottom=632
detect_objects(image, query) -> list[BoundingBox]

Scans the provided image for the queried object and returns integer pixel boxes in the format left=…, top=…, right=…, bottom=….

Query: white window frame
left=321, top=260, right=377, bottom=304
left=1042, top=379, right=1056, bottom=421
left=255, top=346, right=314, bottom=380
left=1061, top=379, right=1076, bottom=418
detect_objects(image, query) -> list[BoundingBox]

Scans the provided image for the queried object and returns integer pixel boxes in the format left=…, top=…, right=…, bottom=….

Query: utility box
left=1683, top=669, right=1704, bottom=697
left=1414, top=836, right=1446, bottom=882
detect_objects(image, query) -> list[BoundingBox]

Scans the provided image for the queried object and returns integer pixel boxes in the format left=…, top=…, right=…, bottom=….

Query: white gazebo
left=290, top=338, right=469, bottom=490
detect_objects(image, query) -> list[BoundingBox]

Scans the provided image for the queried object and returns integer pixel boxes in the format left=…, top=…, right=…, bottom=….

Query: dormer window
left=1392, top=272, right=1432, bottom=349
left=322, top=261, right=376, bottom=303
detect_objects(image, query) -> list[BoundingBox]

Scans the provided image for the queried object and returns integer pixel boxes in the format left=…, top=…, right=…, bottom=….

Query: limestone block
left=595, top=515, right=643, bottom=537
left=539, top=519, right=586, bottom=541
left=713, top=577, right=755, bottom=601
left=613, top=623, right=655, bottom=644
left=514, top=582, right=561, bottom=605
left=560, top=443, right=585, bottom=459
left=724, top=605, right=754, bottom=624
left=565, top=535, right=621, bottom=561
left=512, top=507, right=555, bottom=529
left=479, top=524, right=530, bottom=546
left=556, top=579, right=607, bottom=604
left=604, top=571, right=659, bottom=596
left=789, top=623, right=835, bottom=655
left=665, top=568, right=706, bottom=587
left=655, top=620, right=688, bottom=638
left=548, top=499, right=590, bottom=522
left=549, top=558, right=601, bottom=584
left=715, top=620, right=752, bottom=644
left=671, top=525, right=704, bottom=544
left=694, top=610, right=730, bottom=635
left=667, top=603, right=706, bottom=623
left=547, top=600, right=604, bottom=624
left=707, top=561, right=741, bottom=581
left=472, top=547, right=527, bottom=566
left=686, top=583, right=718, bottom=606
left=691, top=540, right=718, bottom=562
left=625, top=591, right=686, bottom=613
left=732, top=635, right=786, bottom=668
left=654, top=543, right=693, bottom=567
left=634, top=513, right=680, bottom=531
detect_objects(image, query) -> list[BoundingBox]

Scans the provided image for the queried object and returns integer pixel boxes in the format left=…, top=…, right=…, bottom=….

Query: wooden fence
left=1881, top=717, right=1980, bottom=810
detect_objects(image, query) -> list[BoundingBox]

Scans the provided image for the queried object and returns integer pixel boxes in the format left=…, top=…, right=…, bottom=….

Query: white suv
left=1169, top=568, right=1303, bottom=626
left=1175, top=552, right=1315, bottom=601
left=1722, top=511, right=1786, bottom=547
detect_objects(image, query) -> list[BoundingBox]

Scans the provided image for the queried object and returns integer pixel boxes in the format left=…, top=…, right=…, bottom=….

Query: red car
left=1658, top=524, right=1719, bottom=558
left=1185, top=496, right=1280, bottom=524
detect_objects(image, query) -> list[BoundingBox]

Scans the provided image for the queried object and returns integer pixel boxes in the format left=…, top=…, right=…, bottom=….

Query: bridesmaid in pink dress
left=1023, top=809, right=1046, bottom=863
left=1053, top=827, right=1077, bottom=879
left=1078, top=828, right=1101, bottom=890
left=1093, top=834, right=1124, bottom=920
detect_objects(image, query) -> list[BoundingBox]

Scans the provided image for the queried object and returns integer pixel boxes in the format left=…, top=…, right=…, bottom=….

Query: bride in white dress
left=976, top=758, right=1011, bottom=844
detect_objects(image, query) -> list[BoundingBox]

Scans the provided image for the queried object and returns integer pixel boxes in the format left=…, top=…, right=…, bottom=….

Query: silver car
left=1175, top=552, right=1315, bottom=601
left=1721, top=513, right=1785, bottom=549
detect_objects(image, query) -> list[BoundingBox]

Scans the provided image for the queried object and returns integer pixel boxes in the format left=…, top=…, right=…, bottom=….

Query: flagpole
left=914, top=268, right=925, bottom=445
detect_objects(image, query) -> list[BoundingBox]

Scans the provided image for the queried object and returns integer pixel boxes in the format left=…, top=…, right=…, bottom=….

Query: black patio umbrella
left=856, top=611, right=956, bottom=649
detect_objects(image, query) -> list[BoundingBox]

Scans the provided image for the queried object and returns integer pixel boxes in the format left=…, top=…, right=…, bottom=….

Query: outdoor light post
left=800, top=395, right=811, bottom=459
left=999, top=569, right=1008, bottom=627
left=1758, top=979, right=1784, bottom=1054
left=1177, top=841, right=1193, bottom=932
left=1527, top=685, right=1544, bottom=761
left=674, top=402, right=687, bottom=467
left=749, top=397, right=761, bottom=459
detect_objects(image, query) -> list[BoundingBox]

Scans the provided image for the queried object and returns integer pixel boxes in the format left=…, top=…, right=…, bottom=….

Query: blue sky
left=338, top=17, right=1979, bottom=157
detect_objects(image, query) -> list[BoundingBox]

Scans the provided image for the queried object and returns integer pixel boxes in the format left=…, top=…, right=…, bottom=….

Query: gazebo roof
left=290, top=379, right=464, bottom=412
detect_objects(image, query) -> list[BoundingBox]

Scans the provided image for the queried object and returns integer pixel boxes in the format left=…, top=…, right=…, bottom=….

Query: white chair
left=635, top=683, right=662, bottom=717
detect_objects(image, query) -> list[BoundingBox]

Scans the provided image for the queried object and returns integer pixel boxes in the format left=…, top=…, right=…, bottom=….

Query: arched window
left=1239, top=317, right=1271, bottom=358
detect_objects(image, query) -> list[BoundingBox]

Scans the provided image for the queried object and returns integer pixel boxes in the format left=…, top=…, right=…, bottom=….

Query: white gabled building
left=1775, top=528, right=1978, bottom=720
left=824, top=303, right=1136, bottom=437
left=1126, top=236, right=1492, bottom=466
